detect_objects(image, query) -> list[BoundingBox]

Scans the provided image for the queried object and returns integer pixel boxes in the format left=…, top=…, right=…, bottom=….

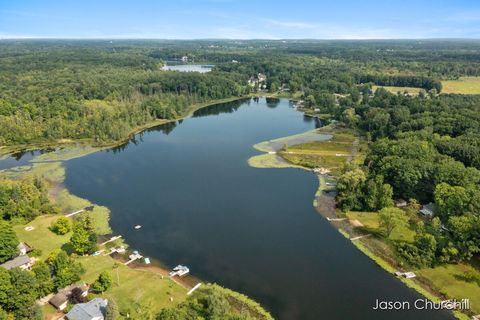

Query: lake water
left=161, top=63, right=213, bottom=73
left=61, top=98, right=452, bottom=320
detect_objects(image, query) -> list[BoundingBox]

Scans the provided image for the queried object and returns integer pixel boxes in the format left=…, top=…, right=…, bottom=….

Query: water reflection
left=265, top=97, right=280, bottom=108
left=192, top=98, right=248, bottom=118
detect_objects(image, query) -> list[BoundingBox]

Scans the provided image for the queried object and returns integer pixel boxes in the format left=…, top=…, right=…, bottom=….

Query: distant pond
left=161, top=62, right=213, bottom=73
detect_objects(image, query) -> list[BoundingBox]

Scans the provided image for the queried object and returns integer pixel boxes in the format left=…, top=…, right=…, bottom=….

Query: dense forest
left=2, top=39, right=480, bottom=146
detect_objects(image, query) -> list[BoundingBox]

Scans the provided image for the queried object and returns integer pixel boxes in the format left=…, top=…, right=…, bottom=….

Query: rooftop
left=0, top=255, right=31, bottom=270
left=66, top=298, right=107, bottom=320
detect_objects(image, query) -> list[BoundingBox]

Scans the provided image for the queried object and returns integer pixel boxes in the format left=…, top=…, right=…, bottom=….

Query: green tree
left=50, top=217, right=71, bottom=235
left=50, top=250, right=85, bottom=289
left=32, top=262, right=54, bottom=297
left=7, top=269, right=40, bottom=320
left=91, top=271, right=113, bottom=293
left=415, top=233, right=437, bottom=267
left=378, top=207, right=409, bottom=238
left=434, top=182, right=469, bottom=218
left=0, top=268, right=12, bottom=306
left=70, top=217, right=97, bottom=255
left=336, top=168, right=367, bottom=211
left=0, top=306, right=9, bottom=320
left=0, top=221, right=19, bottom=263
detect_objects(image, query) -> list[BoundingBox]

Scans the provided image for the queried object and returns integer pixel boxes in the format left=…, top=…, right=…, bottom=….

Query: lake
left=161, top=63, right=213, bottom=73
left=62, top=98, right=452, bottom=320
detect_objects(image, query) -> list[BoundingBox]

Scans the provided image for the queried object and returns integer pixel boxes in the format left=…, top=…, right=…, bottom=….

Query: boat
left=177, top=266, right=190, bottom=277
left=134, top=225, right=142, bottom=229
left=170, top=265, right=190, bottom=277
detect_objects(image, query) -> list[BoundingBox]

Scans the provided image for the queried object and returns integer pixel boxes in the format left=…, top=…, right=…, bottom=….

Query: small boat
left=170, top=265, right=190, bottom=277
left=134, top=225, right=142, bottom=229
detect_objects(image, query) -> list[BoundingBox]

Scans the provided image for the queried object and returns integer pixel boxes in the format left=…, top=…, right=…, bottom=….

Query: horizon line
left=2, top=37, right=480, bottom=41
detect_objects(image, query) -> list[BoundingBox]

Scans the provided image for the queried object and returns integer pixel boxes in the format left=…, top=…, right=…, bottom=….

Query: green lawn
left=417, top=264, right=480, bottom=315
left=15, top=214, right=188, bottom=318
left=441, top=77, right=480, bottom=94
left=14, top=214, right=72, bottom=260
left=79, top=255, right=187, bottom=317
left=346, top=211, right=416, bottom=242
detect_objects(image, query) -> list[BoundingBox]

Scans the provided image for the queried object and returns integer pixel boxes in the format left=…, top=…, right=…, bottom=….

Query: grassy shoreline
left=247, top=124, right=473, bottom=320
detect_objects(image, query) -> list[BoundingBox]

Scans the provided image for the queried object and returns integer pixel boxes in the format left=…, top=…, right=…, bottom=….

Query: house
left=419, top=203, right=435, bottom=218
left=49, top=284, right=89, bottom=310
left=17, top=242, right=32, bottom=256
left=66, top=298, right=108, bottom=320
left=0, top=255, right=32, bottom=270
left=181, top=55, right=188, bottom=62
left=49, top=292, right=69, bottom=311
left=394, top=199, right=407, bottom=208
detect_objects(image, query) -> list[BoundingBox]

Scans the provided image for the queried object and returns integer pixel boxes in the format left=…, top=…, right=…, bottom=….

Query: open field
left=441, top=77, right=480, bottom=94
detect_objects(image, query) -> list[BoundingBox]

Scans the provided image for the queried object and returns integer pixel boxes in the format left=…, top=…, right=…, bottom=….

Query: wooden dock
left=187, top=283, right=202, bottom=295
left=124, top=254, right=143, bottom=265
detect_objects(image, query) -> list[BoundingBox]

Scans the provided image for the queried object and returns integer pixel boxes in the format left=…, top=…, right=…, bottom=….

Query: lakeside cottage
left=49, top=284, right=89, bottom=311
left=419, top=203, right=435, bottom=218
left=0, top=255, right=32, bottom=270
left=66, top=298, right=108, bottom=320
left=49, top=292, right=69, bottom=311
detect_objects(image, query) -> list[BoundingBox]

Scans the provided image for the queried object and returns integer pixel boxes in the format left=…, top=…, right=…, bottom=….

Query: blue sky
left=1, top=0, right=480, bottom=39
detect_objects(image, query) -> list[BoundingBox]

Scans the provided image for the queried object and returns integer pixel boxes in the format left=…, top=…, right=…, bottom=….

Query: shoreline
left=247, top=126, right=469, bottom=320
left=0, top=96, right=249, bottom=157
left=1, top=95, right=274, bottom=319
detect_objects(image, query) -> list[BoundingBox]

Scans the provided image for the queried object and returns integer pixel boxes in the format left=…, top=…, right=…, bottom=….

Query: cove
left=64, top=98, right=452, bottom=320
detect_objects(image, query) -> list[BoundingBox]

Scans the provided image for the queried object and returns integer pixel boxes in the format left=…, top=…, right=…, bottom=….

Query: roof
left=66, top=298, right=107, bottom=320
left=49, top=293, right=69, bottom=308
left=420, top=202, right=435, bottom=215
left=17, top=242, right=32, bottom=253
left=0, top=255, right=31, bottom=270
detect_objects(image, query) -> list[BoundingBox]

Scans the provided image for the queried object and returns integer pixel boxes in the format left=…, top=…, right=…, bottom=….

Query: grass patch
left=78, top=255, right=187, bottom=317
left=277, top=126, right=358, bottom=175
left=346, top=210, right=416, bottom=242
left=14, top=214, right=72, bottom=260
left=417, top=264, right=480, bottom=315
left=441, top=77, right=480, bottom=94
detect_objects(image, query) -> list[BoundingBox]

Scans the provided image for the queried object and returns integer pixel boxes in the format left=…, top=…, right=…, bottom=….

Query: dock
left=124, top=252, right=143, bottom=265
left=65, top=209, right=84, bottom=218
left=65, top=206, right=95, bottom=218
left=326, top=217, right=346, bottom=222
left=187, top=283, right=202, bottom=295
left=350, top=234, right=371, bottom=241
left=100, top=235, right=122, bottom=246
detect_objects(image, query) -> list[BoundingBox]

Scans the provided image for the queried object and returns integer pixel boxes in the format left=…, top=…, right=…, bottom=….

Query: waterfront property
left=66, top=298, right=107, bottom=320
left=0, top=255, right=32, bottom=270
